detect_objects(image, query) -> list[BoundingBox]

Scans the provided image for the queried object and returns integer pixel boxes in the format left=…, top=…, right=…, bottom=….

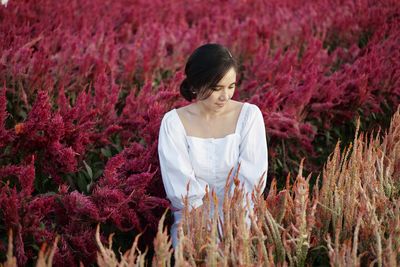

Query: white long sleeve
left=236, top=105, right=268, bottom=195
left=158, top=111, right=206, bottom=211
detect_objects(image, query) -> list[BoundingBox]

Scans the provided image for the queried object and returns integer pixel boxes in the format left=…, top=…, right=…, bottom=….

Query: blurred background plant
left=0, top=0, right=399, bottom=265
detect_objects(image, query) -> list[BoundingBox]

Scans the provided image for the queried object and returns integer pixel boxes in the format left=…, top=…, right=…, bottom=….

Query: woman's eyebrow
left=214, top=82, right=236, bottom=87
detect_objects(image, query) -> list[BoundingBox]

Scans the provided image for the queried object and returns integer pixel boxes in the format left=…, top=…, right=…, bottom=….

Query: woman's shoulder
left=240, top=103, right=263, bottom=131
left=232, top=100, right=259, bottom=111
left=243, top=102, right=260, bottom=110
left=162, top=107, right=179, bottom=120
left=160, top=108, right=180, bottom=128
left=239, top=102, right=261, bottom=119
left=160, top=108, right=187, bottom=136
left=246, top=102, right=262, bottom=116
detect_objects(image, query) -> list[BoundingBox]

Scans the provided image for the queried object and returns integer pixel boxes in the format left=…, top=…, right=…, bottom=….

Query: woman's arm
left=158, top=112, right=206, bottom=211
left=236, top=105, right=268, bottom=195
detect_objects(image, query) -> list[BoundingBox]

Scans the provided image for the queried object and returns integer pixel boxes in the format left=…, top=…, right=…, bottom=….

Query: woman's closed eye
left=212, top=86, right=235, bottom=91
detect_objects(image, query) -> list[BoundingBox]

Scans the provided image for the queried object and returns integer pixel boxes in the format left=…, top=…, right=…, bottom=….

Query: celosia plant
left=1, top=0, right=400, bottom=265
left=1, top=108, right=400, bottom=266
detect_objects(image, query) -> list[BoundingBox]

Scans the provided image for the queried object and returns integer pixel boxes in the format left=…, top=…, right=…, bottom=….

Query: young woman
left=158, top=43, right=268, bottom=248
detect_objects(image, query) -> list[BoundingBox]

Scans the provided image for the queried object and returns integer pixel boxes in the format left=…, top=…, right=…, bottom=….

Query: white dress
left=157, top=102, right=268, bottom=248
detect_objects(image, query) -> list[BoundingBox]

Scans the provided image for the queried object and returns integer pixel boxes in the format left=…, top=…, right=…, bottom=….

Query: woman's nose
left=219, top=89, right=229, bottom=100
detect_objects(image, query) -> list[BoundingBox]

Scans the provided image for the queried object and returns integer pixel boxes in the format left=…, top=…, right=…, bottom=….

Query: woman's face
left=198, top=67, right=236, bottom=111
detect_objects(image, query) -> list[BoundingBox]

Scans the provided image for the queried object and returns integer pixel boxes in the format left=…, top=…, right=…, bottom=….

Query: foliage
left=0, top=0, right=399, bottom=265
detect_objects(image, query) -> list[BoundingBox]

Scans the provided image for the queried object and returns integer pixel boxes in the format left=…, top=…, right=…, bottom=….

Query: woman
left=158, top=43, right=268, bottom=248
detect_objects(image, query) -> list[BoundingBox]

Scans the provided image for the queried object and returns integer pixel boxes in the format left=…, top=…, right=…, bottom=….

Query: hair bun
left=180, top=78, right=195, bottom=102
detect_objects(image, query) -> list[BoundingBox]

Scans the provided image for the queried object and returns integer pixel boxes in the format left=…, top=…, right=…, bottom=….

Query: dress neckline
left=173, top=102, right=248, bottom=141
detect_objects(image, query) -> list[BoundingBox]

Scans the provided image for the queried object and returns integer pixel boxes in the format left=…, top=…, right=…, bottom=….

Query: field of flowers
left=3, top=111, right=400, bottom=266
left=0, top=0, right=399, bottom=265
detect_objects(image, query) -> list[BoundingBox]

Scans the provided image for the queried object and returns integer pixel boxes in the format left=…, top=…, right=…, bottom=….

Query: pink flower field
left=0, top=0, right=399, bottom=265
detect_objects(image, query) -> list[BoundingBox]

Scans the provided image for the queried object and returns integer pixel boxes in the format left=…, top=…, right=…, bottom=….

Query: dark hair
left=180, top=43, right=238, bottom=102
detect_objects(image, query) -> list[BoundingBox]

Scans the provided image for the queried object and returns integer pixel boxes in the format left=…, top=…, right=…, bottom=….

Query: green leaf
left=83, top=160, right=93, bottom=179
left=101, top=147, right=112, bottom=158
left=31, top=244, right=40, bottom=251
left=94, top=169, right=103, bottom=180
left=76, top=174, right=87, bottom=192
left=18, top=109, right=27, bottom=120
left=86, top=182, right=92, bottom=192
